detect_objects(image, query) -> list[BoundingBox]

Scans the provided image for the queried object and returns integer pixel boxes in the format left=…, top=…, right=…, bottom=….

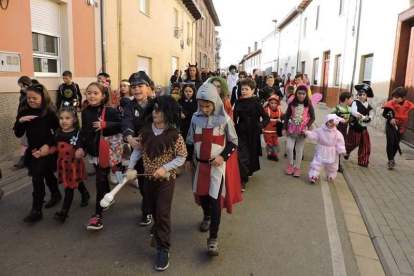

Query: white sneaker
left=109, top=172, right=118, bottom=185
left=132, top=179, right=139, bottom=189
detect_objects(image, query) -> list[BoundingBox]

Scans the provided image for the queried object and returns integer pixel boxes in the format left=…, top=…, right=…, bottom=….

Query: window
left=172, top=57, right=178, bottom=75
left=316, top=5, right=320, bottom=30
left=361, top=55, right=374, bottom=85
left=32, top=33, right=60, bottom=74
left=140, top=0, right=149, bottom=15
left=339, top=0, right=345, bottom=15
left=301, top=61, right=306, bottom=73
left=303, top=18, right=307, bottom=37
left=334, top=55, right=341, bottom=86
left=173, top=9, right=180, bottom=38
left=313, top=58, right=320, bottom=85
left=291, top=67, right=296, bottom=76
left=137, top=56, right=151, bottom=75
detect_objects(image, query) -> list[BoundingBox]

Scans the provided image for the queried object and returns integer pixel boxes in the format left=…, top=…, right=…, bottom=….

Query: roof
left=204, top=0, right=221, bottom=26
left=182, top=0, right=204, bottom=20
left=240, top=49, right=262, bottom=63
left=276, top=0, right=312, bottom=30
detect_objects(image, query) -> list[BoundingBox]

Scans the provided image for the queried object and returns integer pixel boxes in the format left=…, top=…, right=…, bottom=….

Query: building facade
left=240, top=43, right=262, bottom=76
left=194, top=0, right=220, bottom=71
left=0, top=0, right=101, bottom=159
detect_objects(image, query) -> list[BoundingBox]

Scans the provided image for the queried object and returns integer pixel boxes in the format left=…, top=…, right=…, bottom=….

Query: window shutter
left=30, top=0, right=60, bottom=37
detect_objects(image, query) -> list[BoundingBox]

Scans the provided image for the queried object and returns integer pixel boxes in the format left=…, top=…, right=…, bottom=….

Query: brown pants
left=144, top=177, right=175, bottom=249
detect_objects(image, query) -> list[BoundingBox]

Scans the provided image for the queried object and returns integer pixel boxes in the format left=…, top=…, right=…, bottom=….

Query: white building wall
left=261, top=31, right=280, bottom=74
left=244, top=52, right=262, bottom=76
left=278, top=14, right=301, bottom=77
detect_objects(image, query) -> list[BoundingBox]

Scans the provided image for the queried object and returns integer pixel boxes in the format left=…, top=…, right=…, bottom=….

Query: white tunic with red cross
left=193, top=123, right=228, bottom=199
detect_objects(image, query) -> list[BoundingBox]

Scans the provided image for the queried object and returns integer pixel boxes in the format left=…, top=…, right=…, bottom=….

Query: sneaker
left=207, top=238, right=219, bottom=256
left=309, top=176, right=318, bottom=184
left=23, top=209, right=43, bottom=223
left=140, top=214, right=152, bottom=226
left=241, top=182, right=246, bottom=193
left=132, top=179, right=139, bottom=189
left=325, top=177, right=333, bottom=182
left=293, top=167, right=301, bottom=177
left=149, top=225, right=156, bottom=237
left=87, top=215, right=103, bottom=230
left=388, top=160, right=395, bottom=170
left=285, top=164, right=294, bottom=175
left=102, top=199, right=114, bottom=211
left=199, top=217, right=211, bottom=232
left=267, top=155, right=274, bottom=161
left=109, top=172, right=118, bottom=185
left=155, top=248, right=169, bottom=271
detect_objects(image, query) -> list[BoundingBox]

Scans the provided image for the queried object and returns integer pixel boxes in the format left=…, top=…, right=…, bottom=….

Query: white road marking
left=321, top=176, right=347, bottom=276
left=3, top=181, right=32, bottom=196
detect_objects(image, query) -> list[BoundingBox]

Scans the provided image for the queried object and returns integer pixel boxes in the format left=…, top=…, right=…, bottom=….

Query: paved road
left=0, top=141, right=359, bottom=276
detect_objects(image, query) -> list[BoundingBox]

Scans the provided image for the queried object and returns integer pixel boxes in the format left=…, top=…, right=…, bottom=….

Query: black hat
left=354, top=83, right=374, bottom=98
left=120, top=97, right=131, bottom=108
left=129, top=71, right=151, bottom=86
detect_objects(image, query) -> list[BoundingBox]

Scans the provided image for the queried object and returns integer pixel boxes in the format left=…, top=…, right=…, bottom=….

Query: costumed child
left=331, top=91, right=353, bottom=173
left=14, top=83, right=61, bottom=222
left=56, top=71, right=82, bottom=110
left=185, top=83, right=242, bottom=257
left=155, top=85, right=163, bottom=98
left=282, top=84, right=315, bottom=177
left=382, top=87, right=414, bottom=169
left=260, top=75, right=284, bottom=104
left=209, top=76, right=234, bottom=120
left=230, top=71, right=247, bottom=106
left=345, top=84, right=374, bottom=167
left=119, top=79, right=133, bottom=100
left=82, top=82, right=123, bottom=230
left=170, top=82, right=182, bottom=101
left=305, top=114, right=347, bottom=183
left=285, top=85, right=295, bottom=104
left=52, top=106, right=90, bottom=223
left=263, top=95, right=283, bottom=161
left=177, top=82, right=198, bottom=141
left=126, top=95, right=187, bottom=271
left=234, top=78, right=270, bottom=192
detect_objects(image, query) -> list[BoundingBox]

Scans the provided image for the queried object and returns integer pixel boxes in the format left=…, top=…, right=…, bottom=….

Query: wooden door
left=322, top=52, right=330, bottom=102
left=403, top=25, right=414, bottom=145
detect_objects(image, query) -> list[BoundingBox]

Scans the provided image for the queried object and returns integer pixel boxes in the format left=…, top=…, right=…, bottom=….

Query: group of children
left=12, top=65, right=414, bottom=271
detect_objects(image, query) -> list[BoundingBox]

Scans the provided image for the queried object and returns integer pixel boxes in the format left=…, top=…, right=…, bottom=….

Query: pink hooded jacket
left=305, top=114, right=346, bottom=163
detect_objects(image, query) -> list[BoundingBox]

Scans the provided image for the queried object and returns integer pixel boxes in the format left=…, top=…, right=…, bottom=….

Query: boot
left=14, top=156, right=25, bottom=168
left=53, top=209, right=68, bottom=223
left=23, top=209, right=43, bottom=222
left=44, top=192, right=62, bottom=209
left=80, top=191, right=90, bottom=207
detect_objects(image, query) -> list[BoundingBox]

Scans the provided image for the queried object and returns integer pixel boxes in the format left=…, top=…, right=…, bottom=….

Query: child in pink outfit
left=305, top=114, right=347, bottom=183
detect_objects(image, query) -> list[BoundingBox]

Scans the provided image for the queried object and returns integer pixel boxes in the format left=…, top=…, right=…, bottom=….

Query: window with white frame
left=313, top=58, right=320, bottom=85
left=301, top=61, right=306, bottom=73
left=32, top=33, right=59, bottom=74
left=316, top=5, right=320, bottom=30
left=334, top=54, right=341, bottom=86
left=173, top=8, right=179, bottom=38
left=137, top=56, right=151, bottom=74
left=140, top=0, right=150, bottom=15
left=361, top=54, right=373, bottom=85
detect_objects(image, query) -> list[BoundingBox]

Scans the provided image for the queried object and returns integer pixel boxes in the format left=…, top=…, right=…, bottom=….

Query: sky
left=212, top=0, right=298, bottom=68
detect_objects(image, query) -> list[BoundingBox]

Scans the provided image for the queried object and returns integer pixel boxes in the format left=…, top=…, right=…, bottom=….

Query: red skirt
left=57, top=142, right=87, bottom=189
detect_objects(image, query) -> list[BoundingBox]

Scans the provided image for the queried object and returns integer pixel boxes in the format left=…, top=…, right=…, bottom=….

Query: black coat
left=170, top=75, right=182, bottom=84
left=178, top=97, right=198, bottom=141
left=121, top=98, right=154, bottom=139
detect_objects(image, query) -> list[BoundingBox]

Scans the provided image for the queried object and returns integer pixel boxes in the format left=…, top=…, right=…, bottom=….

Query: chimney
left=254, top=42, right=258, bottom=52
left=248, top=47, right=251, bottom=54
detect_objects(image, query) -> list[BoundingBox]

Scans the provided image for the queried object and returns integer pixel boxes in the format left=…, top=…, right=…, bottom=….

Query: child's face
left=286, top=89, right=294, bottom=95
left=213, top=81, right=222, bottom=96
left=241, top=85, right=254, bottom=98
left=86, top=85, right=105, bottom=106
left=97, top=76, right=107, bottom=85
left=59, top=111, right=76, bottom=131
left=189, top=67, right=196, bottom=78
left=152, top=109, right=165, bottom=125
left=120, top=84, right=130, bottom=95
left=296, top=90, right=307, bottom=102
left=131, top=84, right=149, bottom=102
left=238, top=75, right=247, bottom=82
left=295, top=77, right=304, bottom=85
left=155, top=88, right=162, bottom=96
left=269, top=100, right=278, bottom=109
left=18, top=83, right=28, bottom=93
left=345, top=96, right=354, bottom=105
left=171, top=86, right=181, bottom=95
left=198, top=100, right=215, bottom=116
left=326, top=119, right=335, bottom=129
left=184, top=87, right=194, bottom=99
left=393, top=96, right=405, bottom=103
left=358, top=93, right=367, bottom=102
left=63, top=76, right=72, bottom=85
left=27, top=91, right=43, bottom=109
left=266, top=78, right=274, bottom=87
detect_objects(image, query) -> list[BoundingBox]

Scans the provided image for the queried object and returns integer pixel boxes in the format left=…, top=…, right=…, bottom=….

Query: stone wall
left=369, top=96, right=388, bottom=133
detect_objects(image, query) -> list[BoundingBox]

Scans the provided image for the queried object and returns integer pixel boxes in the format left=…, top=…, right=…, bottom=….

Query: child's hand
left=390, top=119, right=397, bottom=126
left=127, top=135, right=141, bottom=150
left=39, top=145, right=49, bottom=157
left=32, top=150, right=41, bottom=159
left=93, top=118, right=105, bottom=131
left=181, top=113, right=186, bottom=119
left=282, top=130, right=286, bottom=136
left=210, top=156, right=224, bottom=167
left=153, top=166, right=166, bottom=179
left=263, top=101, right=269, bottom=108
left=341, top=153, right=347, bottom=157
left=363, top=116, right=370, bottom=122
left=342, top=118, right=349, bottom=123
left=75, top=148, right=85, bottom=159
left=355, top=114, right=361, bottom=119
left=19, top=115, right=38, bottom=123
left=185, top=161, right=193, bottom=173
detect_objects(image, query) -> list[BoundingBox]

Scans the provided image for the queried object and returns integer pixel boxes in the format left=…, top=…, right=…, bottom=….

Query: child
left=209, top=76, right=233, bottom=120
left=285, top=85, right=295, bottom=104
left=119, top=79, right=132, bottom=99
left=263, top=95, right=283, bottom=161
left=14, top=83, right=61, bottom=222
left=234, top=78, right=270, bottom=191
left=345, top=84, right=374, bottom=167
left=282, top=84, right=316, bottom=177
left=82, top=82, right=123, bottom=230
left=14, top=76, right=32, bottom=168
left=56, top=71, right=82, bottom=110
left=177, top=83, right=198, bottom=141
left=52, top=107, right=90, bottom=223
left=185, top=83, right=242, bottom=257
left=230, top=71, right=247, bottom=106
left=305, top=114, right=347, bottom=183
left=170, top=82, right=182, bottom=101
left=122, top=71, right=154, bottom=226
left=331, top=91, right=353, bottom=172
left=382, top=87, right=414, bottom=169
left=155, top=85, right=163, bottom=98
left=127, top=95, right=187, bottom=271
left=260, top=75, right=284, bottom=103
left=295, top=73, right=312, bottom=98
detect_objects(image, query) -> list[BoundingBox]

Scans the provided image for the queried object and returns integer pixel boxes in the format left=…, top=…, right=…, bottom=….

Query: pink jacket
left=305, top=114, right=346, bottom=163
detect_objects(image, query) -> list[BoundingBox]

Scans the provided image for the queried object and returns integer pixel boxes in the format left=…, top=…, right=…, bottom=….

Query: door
left=322, top=51, right=330, bottom=102
left=403, top=25, right=414, bottom=145
left=172, top=57, right=178, bottom=75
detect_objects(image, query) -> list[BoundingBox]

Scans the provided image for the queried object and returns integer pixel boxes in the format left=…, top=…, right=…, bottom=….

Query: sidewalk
left=314, top=103, right=414, bottom=276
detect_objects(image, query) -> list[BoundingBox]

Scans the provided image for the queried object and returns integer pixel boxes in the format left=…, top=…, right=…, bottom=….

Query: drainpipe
left=277, top=30, right=281, bottom=73
left=100, top=0, right=106, bottom=73
left=296, top=12, right=303, bottom=71
left=350, top=0, right=363, bottom=91
left=118, top=0, right=122, bottom=83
